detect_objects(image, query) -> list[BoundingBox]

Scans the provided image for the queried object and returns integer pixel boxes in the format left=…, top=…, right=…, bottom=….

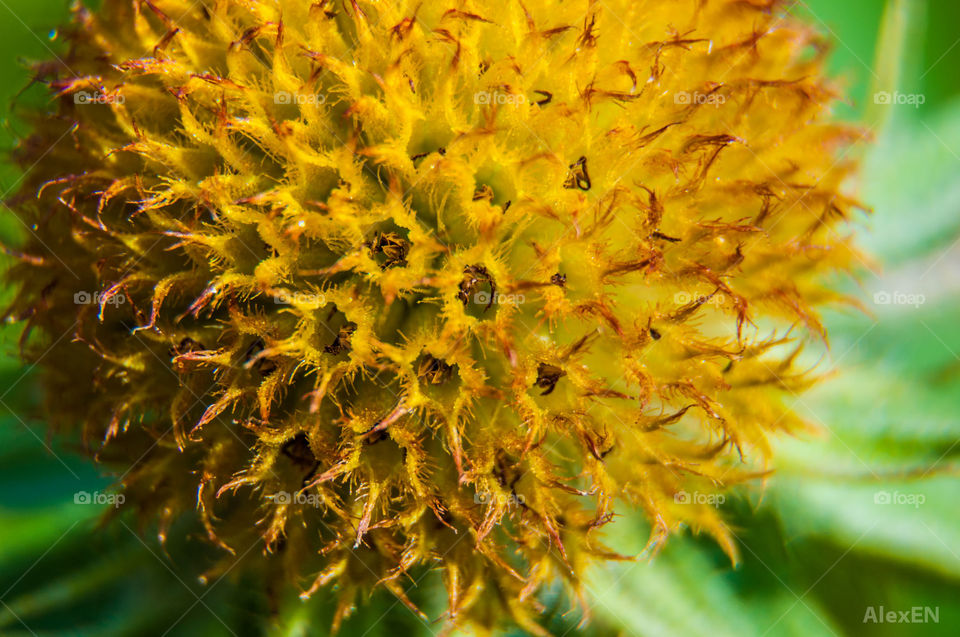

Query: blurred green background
left=1, top=1, right=959, bottom=635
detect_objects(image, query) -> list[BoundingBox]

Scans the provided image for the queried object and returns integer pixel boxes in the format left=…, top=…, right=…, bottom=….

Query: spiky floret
left=5, top=0, right=864, bottom=632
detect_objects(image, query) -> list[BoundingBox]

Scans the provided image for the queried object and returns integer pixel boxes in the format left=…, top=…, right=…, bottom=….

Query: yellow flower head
left=6, top=0, right=864, bottom=632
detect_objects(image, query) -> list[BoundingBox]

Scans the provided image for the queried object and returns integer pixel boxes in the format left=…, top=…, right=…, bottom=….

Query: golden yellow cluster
left=6, top=0, right=863, bottom=632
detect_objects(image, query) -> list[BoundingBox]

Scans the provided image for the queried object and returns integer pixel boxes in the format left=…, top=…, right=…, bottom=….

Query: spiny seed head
left=5, top=0, right=865, bottom=632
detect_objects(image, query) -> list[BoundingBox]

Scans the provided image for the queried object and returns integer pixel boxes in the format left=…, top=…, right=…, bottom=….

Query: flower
left=4, top=0, right=865, bottom=632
